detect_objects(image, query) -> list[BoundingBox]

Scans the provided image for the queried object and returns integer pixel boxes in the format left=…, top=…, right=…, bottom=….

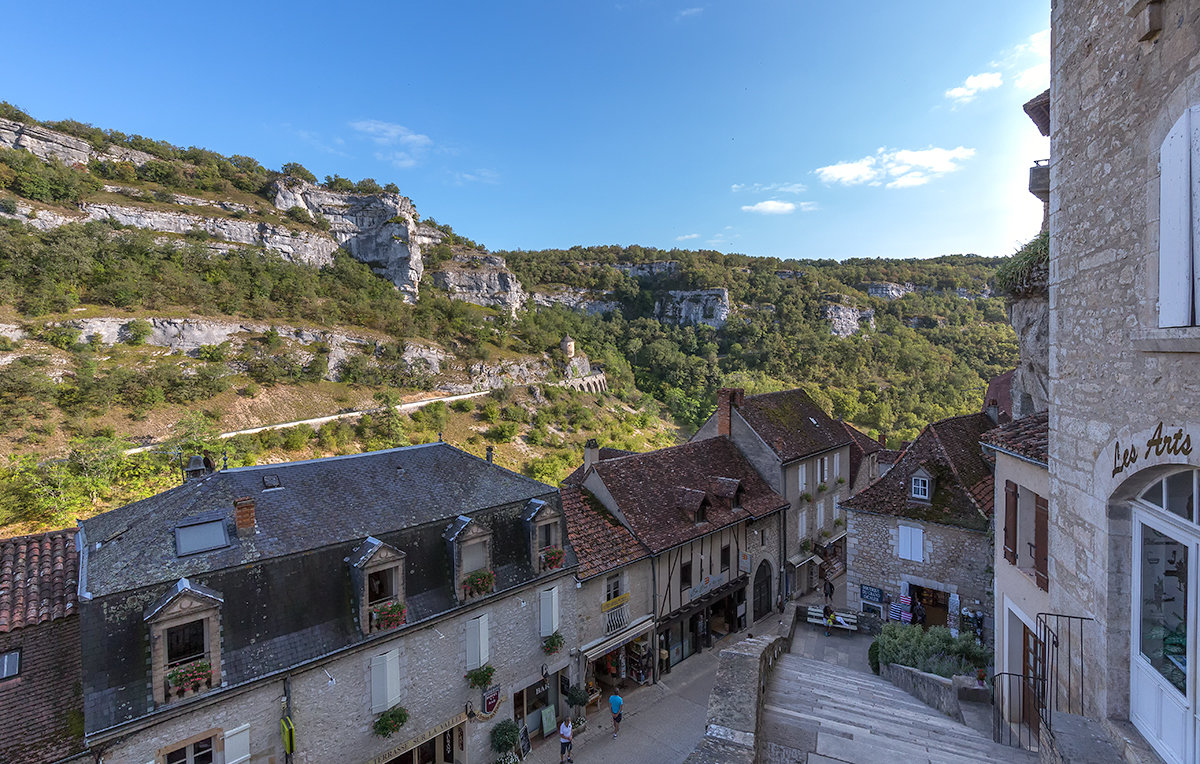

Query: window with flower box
left=145, top=579, right=222, bottom=706
left=350, top=537, right=407, bottom=634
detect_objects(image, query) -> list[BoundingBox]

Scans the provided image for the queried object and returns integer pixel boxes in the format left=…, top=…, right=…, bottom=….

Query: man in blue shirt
left=609, top=692, right=623, bottom=738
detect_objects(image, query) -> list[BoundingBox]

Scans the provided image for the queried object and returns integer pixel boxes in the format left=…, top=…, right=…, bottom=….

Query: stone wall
left=1047, top=0, right=1200, bottom=731
left=94, top=571, right=579, bottom=764
left=1008, top=294, right=1049, bottom=418
left=879, top=662, right=964, bottom=723
left=845, top=510, right=991, bottom=636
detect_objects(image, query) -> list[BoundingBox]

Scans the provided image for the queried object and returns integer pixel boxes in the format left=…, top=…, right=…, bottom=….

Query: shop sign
left=1112, top=421, right=1194, bottom=477
left=483, top=687, right=501, bottom=715
left=738, top=551, right=751, bottom=574
left=601, top=592, right=631, bottom=612
left=692, top=571, right=728, bottom=598
left=860, top=585, right=883, bottom=604
left=369, top=712, right=468, bottom=764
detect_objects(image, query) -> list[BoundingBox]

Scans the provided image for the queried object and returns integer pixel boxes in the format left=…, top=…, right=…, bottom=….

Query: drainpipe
left=650, top=555, right=660, bottom=682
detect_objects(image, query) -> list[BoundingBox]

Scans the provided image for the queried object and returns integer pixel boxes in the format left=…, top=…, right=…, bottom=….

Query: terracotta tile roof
left=0, top=528, right=78, bottom=632
left=734, top=389, right=852, bottom=463
left=560, top=482, right=648, bottom=580
left=841, top=413, right=996, bottom=531
left=984, top=369, right=1015, bottom=420
left=981, top=411, right=1049, bottom=466
left=589, top=438, right=788, bottom=553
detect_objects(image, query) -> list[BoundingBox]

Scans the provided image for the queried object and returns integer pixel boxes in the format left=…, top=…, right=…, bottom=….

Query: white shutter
left=224, top=724, right=251, bottom=764
left=465, top=617, right=482, bottom=670
left=833, top=453, right=840, bottom=478
left=798, top=464, right=807, bottom=493
left=478, top=614, right=489, bottom=665
left=912, top=527, right=924, bottom=561
left=898, top=526, right=909, bottom=560
left=1192, top=105, right=1200, bottom=323
left=1160, top=108, right=1193, bottom=327
left=540, top=586, right=559, bottom=637
left=385, top=649, right=402, bottom=708
left=797, top=511, right=807, bottom=542
left=371, top=652, right=390, bottom=713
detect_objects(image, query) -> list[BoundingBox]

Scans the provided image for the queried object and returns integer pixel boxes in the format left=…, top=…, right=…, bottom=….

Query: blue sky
left=1, top=1, right=1050, bottom=261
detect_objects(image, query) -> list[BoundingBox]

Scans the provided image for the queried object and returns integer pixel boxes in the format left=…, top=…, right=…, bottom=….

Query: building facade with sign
left=841, top=412, right=998, bottom=638
left=77, top=443, right=578, bottom=764
left=1040, top=2, right=1200, bottom=762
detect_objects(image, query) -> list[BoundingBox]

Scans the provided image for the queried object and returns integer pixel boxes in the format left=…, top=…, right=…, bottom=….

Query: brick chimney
left=584, top=438, right=600, bottom=471
left=717, top=388, right=744, bottom=437
left=234, top=497, right=256, bottom=535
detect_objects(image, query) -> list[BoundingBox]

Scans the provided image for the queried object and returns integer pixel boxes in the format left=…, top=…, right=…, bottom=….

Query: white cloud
left=676, top=233, right=700, bottom=240
left=992, top=29, right=1050, bottom=92
left=731, top=181, right=806, bottom=194
left=945, top=72, right=1003, bottom=103
left=453, top=168, right=500, bottom=185
left=814, top=146, right=975, bottom=189
left=797, top=201, right=819, bottom=212
left=741, top=200, right=796, bottom=215
left=350, top=119, right=433, bottom=168
left=676, top=7, right=703, bottom=19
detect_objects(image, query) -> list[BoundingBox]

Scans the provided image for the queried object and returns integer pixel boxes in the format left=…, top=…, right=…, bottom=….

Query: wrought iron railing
left=1035, top=613, right=1093, bottom=726
left=604, top=602, right=630, bottom=634
left=992, top=671, right=1044, bottom=751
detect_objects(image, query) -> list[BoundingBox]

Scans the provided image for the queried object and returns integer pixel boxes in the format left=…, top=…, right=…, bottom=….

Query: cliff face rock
left=1008, top=295, right=1049, bottom=418
left=0, top=117, right=158, bottom=166
left=613, top=261, right=678, bottom=278
left=531, top=288, right=619, bottom=315
left=865, top=282, right=914, bottom=300
left=271, top=180, right=425, bottom=300
left=654, top=289, right=730, bottom=328
left=430, top=254, right=527, bottom=314
left=822, top=303, right=876, bottom=337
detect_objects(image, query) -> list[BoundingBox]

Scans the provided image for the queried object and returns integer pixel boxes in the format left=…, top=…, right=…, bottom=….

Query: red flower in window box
left=167, top=659, right=211, bottom=690
left=371, top=601, right=407, bottom=630
left=463, top=569, right=495, bottom=596
left=540, top=547, right=565, bottom=570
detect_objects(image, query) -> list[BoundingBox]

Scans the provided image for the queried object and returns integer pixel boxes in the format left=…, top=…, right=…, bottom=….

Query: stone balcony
left=1029, top=160, right=1050, bottom=203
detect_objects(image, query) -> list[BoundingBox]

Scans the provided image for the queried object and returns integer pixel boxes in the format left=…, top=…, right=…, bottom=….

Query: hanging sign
left=860, top=585, right=883, bottom=604
left=484, top=687, right=501, bottom=715
left=738, top=551, right=751, bottom=574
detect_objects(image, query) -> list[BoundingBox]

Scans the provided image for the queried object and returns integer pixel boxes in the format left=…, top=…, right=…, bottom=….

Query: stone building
left=693, top=388, right=854, bottom=598
left=77, top=443, right=577, bottom=764
left=0, top=529, right=87, bottom=764
left=1032, top=1, right=1200, bottom=762
left=579, top=437, right=788, bottom=672
left=841, top=412, right=997, bottom=638
left=838, top=420, right=887, bottom=495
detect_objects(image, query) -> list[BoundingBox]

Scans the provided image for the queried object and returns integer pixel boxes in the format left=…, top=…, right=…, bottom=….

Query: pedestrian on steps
left=610, top=692, right=624, bottom=738
left=823, top=577, right=834, bottom=604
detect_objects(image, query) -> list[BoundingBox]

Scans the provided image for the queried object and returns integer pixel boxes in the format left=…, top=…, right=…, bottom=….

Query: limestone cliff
left=531, top=288, right=619, bottom=315
left=430, top=254, right=526, bottom=314
left=271, top=179, right=428, bottom=300
left=0, top=117, right=157, bottom=166
left=654, top=289, right=730, bottom=328
left=822, top=303, right=876, bottom=337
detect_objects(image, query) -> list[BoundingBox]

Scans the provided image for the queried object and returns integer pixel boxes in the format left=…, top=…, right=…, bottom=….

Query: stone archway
left=753, top=560, right=773, bottom=622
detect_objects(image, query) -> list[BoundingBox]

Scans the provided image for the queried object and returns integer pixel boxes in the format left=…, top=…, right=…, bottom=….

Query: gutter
left=980, top=442, right=1048, bottom=470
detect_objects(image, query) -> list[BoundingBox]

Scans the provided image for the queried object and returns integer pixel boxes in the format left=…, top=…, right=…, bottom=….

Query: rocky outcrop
left=531, top=288, right=619, bottom=315
left=102, top=184, right=257, bottom=214
left=0, top=117, right=158, bottom=166
left=272, top=179, right=426, bottom=300
left=430, top=254, right=526, bottom=314
left=865, top=282, right=914, bottom=300
left=822, top=303, right=876, bottom=337
left=654, top=289, right=730, bottom=328
left=1008, top=295, right=1049, bottom=418
left=613, top=261, right=678, bottom=278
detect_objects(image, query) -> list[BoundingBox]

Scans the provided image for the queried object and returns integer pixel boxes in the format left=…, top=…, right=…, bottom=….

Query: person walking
left=823, top=577, right=834, bottom=604
left=558, top=717, right=573, bottom=763
left=610, top=691, right=624, bottom=738
left=913, top=600, right=927, bottom=627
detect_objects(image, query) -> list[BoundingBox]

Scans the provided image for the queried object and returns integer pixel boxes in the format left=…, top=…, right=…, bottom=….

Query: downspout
left=779, top=464, right=787, bottom=605
left=650, top=554, right=660, bottom=681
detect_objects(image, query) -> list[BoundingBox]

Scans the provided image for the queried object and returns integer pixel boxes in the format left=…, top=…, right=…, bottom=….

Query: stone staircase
left=760, top=652, right=1038, bottom=763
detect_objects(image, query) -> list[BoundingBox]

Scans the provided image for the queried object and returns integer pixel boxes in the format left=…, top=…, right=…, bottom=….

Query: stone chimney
left=986, top=399, right=1000, bottom=424
left=717, top=388, right=745, bottom=437
left=486, top=445, right=494, bottom=464
left=234, top=497, right=256, bottom=535
left=877, top=434, right=886, bottom=447
left=584, top=438, right=599, bottom=470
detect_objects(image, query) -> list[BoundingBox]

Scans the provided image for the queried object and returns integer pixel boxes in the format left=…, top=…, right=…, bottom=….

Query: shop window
left=721, top=544, right=730, bottom=573
left=606, top=574, right=622, bottom=601
left=1157, top=104, right=1199, bottom=328
left=861, top=602, right=882, bottom=617
left=163, top=735, right=215, bottom=764
left=898, top=525, right=923, bottom=562
left=0, top=649, right=18, bottom=679
left=680, top=560, right=693, bottom=595
left=1138, top=524, right=1187, bottom=693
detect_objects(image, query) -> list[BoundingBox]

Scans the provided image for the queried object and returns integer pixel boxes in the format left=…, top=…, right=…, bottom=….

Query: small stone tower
left=560, top=335, right=575, bottom=359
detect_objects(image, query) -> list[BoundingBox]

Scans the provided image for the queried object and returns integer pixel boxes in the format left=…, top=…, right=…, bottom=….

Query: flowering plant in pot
left=371, top=601, right=406, bottom=630
left=465, top=663, right=496, bottom=689
left=542, top=630, right=565, bottom=655
left=540, top=547, right=565, bottom=569
left=372, top=705, right=410, bottom=737
left=167, top=659, right=211, bottom=691
left=463, top=569, right=495, bottom=596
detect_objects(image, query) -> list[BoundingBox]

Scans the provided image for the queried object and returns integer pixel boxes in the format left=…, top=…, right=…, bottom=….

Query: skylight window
left=262, top=474, right=281, bottom=489
left=175, top=517, right=230, bottom=556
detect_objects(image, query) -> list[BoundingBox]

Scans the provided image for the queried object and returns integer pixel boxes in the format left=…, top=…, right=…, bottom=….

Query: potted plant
left=372, top=705, right=410, bottom=737
left=817, top=483, right=828, bottom=494
left=167, top=660, right=212, bottom=693
left=491, top=719, right=520, bottom=761
left=371, top=601, right=406, bottom=630
left=834, top=517, right=844, bottom=529
left=799, top=538, right=812, bottom=555
left=463, top=569, right=495, bottom=596
left=837, top=476, right=846, bottom=485
left=465, top=663, right=496, bottom=689
left=820, top=529, right=830, bottom=540
left=800, top=492, right=813, bottom=503
left=566, top=684, right=589, bottom=730
left=542, top=630, right=565, bottom=655
left=540, top=546, right=565, bottom=570
left=976, top=667, right=987, bottom=687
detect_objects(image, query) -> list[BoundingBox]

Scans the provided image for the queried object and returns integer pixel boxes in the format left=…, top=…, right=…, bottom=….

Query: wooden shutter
left=911, top=527, right=923, bottom=561
left=465, top=618, right=481, bottom=670
left=1004, top=481, right=1019, bottom=565
left=898, top=526, right=910, bottom=560
left=1192, top=105, right=1200, bottom=323
left=478, top=614, right=489, bottom=665
left=1159, top=108, right=1193, bottom=327
left=833, top=453, right=840, bottom=479
left=1034, top=495, right=1049, bottom=591
left=224, top=724, right=251, bottom=764
left=371, top=652, right=390, bottom=712
left=540, top=586, right=559, bottom=637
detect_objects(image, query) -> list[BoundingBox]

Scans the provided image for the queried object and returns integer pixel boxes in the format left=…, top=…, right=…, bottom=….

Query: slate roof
left=841, top=413, right=996, bottom=531
left=981, top=411, right=1049, bottom=466
left=0, top=528, right=78, bottom=632
left=589, top=438, right=788, bottom=553
left=81, top=442, right=555, bottom=597
left=734, top=389, right=852, bottom=463
left=839, top=421, right=883, bottom=487
left=984, top=369, right=1015, bottom=420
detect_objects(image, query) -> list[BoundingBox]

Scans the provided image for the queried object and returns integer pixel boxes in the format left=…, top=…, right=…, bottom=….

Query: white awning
left=787, top=552, right=818, bottom=568
left=824, top=529, right=847, bottom=545
left=581, top=615, right=655, bottom=663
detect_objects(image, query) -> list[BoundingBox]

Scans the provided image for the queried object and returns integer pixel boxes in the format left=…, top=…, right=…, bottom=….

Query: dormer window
left=349, top=537, right=407, bottom=634
left=525, top=498, right=565, bottom=572
left=445, top=516, right=493, bottom=600
left=911, top=476, right=931, bottom=500
left=144, top=579, right=223, bottom=706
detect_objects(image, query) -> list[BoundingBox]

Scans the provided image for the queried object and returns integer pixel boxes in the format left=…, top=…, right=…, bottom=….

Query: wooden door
left=753, top=561, right=772, bottom=622
left=1022, top=623, right=1043, bottom=735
